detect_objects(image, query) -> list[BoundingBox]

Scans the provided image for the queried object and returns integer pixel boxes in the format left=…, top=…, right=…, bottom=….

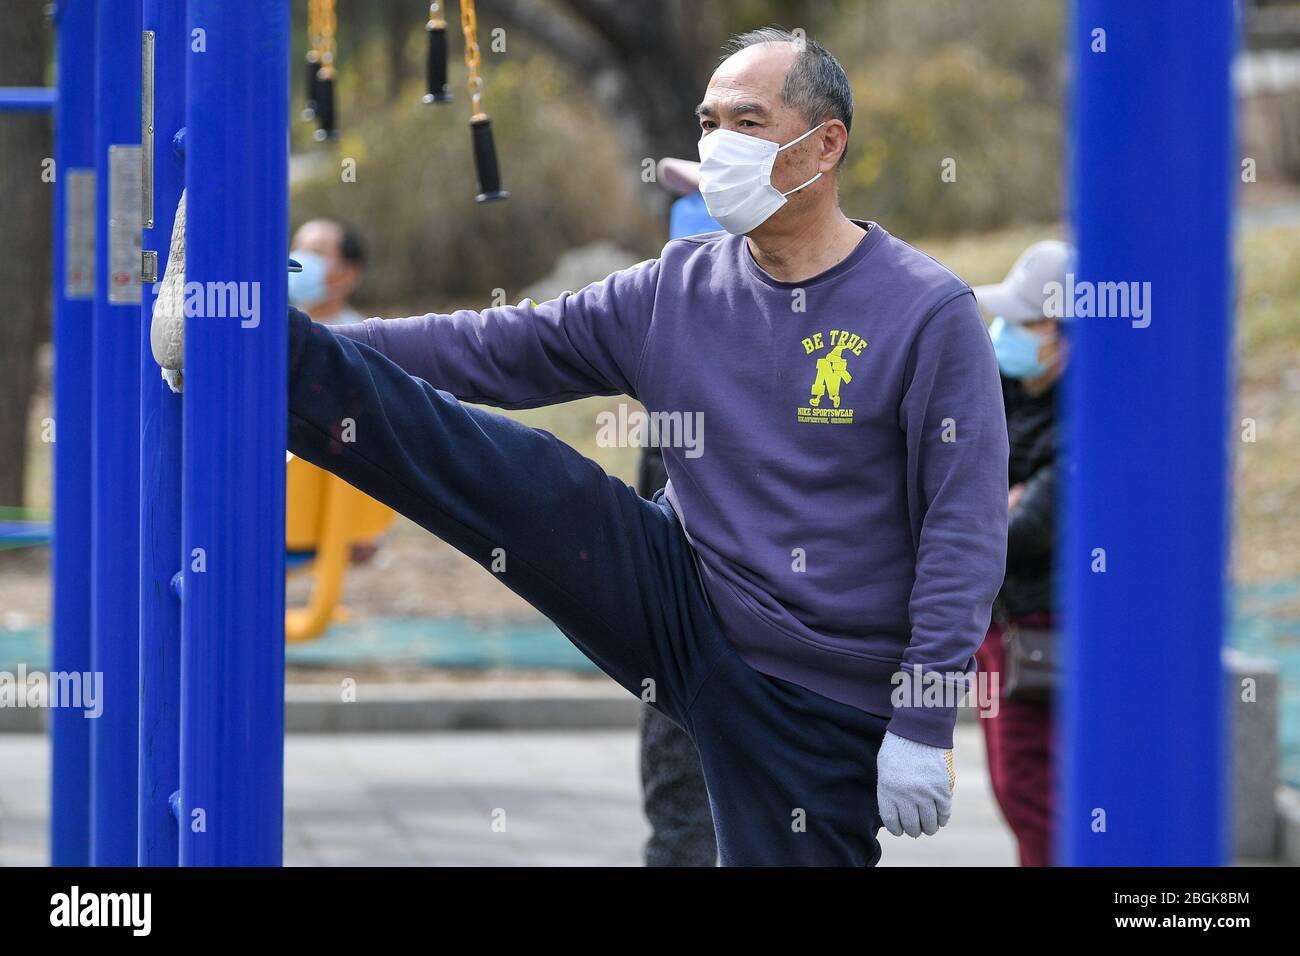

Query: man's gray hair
left=721, top=26, right=853, bottom=166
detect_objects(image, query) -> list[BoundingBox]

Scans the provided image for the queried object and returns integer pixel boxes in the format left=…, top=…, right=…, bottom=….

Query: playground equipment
left=153, top=192, right=394, bottom=644
left=298, top=0, right=508, bottom=202
left=424, top=1, right=454, bottom=104
left=285, top=455, right=396, bottom=643
left=8, top=0, right=290, bottom=867
left=0, top=0, right=1234, bottom=867
left=302, top=0, right=338, bottom=141
left=0, top=507, right=52, bottom=549
left=423, top=0, right=509, bottom=202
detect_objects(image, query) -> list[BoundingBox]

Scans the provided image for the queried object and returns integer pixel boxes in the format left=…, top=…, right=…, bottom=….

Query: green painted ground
left=2, top=584, right=1296, bottom=786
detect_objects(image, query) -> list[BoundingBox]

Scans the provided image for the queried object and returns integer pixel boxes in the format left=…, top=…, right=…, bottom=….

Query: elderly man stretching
left=280, top=27, right=1008, bottom=865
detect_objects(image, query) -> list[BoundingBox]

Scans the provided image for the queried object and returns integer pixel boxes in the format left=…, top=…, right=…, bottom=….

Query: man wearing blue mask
left=289, top=218, right=368, bottom=325
left=158, top=27, right=1009, bottom=865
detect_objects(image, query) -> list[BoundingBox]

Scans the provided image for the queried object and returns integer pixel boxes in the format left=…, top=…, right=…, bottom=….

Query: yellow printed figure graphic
left=798, top=331, right=865, bottom=424
left=809, top=342, right=853, bottom=408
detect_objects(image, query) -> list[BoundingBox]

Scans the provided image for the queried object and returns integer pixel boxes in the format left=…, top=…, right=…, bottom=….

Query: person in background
left=972, top=240, right=1073, bottom=867
left=633, top=158, right=722, bottom=867
left=289, top=217, right=368, bottom=325
left=289, top=217, right=382, bottom=564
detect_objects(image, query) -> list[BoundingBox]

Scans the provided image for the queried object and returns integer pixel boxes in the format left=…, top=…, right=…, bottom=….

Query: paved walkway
left=0, top=725, right=1015, bottom=866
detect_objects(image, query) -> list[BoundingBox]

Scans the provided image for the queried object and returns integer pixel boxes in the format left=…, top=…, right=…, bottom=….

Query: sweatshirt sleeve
left=332, top=257, right=660, bottom=409
left=892, top=290, right=1010, bottom=748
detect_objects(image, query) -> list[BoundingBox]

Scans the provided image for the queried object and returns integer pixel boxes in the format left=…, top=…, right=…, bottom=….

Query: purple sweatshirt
left=336, top=222, right=1008, bottom=748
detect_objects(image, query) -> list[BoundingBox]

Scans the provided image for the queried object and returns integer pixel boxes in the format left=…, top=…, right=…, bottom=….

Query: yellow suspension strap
left=304, top=0, right=339, bottom=141
left=423, top=1, right=453, bottom=103
left=460, top=0, right=508, bottom=201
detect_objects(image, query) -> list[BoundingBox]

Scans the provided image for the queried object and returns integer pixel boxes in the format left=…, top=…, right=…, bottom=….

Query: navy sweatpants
left=286, top=310, right=888, bottom=866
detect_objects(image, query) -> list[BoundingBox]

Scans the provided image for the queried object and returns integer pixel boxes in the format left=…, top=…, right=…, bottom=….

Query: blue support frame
left=137, top=0, right=186, bottom=867
left=1063, top=0, right=1236, bottom=865
left=179, top=0, right=288, bottom=866
left=90, top=0, right=142, bottom=866
left=48, top=0, right=96, bottom=867
left=28, top=0, right=1237, bottom=872
left=0, top=87, right=58, bottom=112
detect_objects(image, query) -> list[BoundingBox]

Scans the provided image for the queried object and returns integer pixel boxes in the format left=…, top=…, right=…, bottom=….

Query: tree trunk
left=491, top=0, right=724, bottom=219
left=0, top=6, right=53, bottom=507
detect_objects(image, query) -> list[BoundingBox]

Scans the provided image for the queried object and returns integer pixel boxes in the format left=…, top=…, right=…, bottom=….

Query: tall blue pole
left=180, top=0, right=288, bottom=866
left=49, top=0, right=97, bottom=867
left=90, top=0, right=142, bottom=866
left=1063, top=1, right=1235, bottom=864
left=137, top=0, right=186, bottom=867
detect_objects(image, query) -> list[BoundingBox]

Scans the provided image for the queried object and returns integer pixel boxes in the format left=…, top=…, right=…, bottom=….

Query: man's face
left=291, top=219, right=361, bottom=303
left=695, top=42, right=833, bottom=199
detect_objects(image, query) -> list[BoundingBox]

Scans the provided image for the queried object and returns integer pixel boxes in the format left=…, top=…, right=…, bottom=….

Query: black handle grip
left=470, top=116, right=509, bottom=203
left=313, top=74, right=337, bottom=141
left=302, top=57, right=320, bottom=121
left=423, top=23, right=452, bottom=104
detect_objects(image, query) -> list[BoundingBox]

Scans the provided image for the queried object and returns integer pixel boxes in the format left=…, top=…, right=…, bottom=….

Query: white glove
left=151, top=189, right=188, bottom=393
left=875, top=730, right=955, bottom=838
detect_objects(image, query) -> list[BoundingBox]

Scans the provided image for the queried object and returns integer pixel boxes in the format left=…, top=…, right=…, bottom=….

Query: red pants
left=975, top=623, right=1055, bottom=866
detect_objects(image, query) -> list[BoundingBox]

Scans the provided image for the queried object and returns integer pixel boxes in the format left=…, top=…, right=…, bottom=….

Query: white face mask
left=696, top=122, right=825, bottom=235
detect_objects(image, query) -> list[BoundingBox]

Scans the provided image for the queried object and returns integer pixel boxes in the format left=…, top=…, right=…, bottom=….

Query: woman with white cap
left=973, top=239, right=1073, bottom=867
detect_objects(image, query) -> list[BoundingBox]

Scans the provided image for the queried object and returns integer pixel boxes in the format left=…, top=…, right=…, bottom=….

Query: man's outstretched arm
left=147, top=191, right=655, bottom=406
left=333, top=257, right=661, bottom=408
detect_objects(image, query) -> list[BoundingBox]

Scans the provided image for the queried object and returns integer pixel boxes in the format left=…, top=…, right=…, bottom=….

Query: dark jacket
left=636, top=446, right=669, bottom=500
left=996, top=376, right=1058, bottom=620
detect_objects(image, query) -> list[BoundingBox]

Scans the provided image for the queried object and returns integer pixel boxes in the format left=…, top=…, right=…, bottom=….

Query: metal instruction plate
left=108, top=144, right=143, bottom=305
left=64, top=169, right=95, bottom=299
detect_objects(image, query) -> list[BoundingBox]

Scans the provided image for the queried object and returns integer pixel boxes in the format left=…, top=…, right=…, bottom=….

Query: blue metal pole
left=0, top=87, right=58, bottom=112
left=137, top=0, right=185, bottom=867
left=1063, top=1, right=1235, bottom=865
left=179, top=0, right=288, bottom=866
left=49, top=0, right=97, bottom=867
left=90, top=0, right=142, bottom=866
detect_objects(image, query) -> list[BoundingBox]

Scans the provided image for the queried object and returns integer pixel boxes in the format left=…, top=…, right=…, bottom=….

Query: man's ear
left=821, top=120, right=848, bottom=171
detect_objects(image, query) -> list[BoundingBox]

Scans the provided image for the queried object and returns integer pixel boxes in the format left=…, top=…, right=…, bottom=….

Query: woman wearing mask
left=973, top=240, right=1073, bottom=867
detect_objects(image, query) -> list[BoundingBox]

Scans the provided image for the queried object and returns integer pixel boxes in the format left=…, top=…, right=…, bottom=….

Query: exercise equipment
left=284, top=455, right=396, bottom=643
left=423, top=1, right=453, bottom=104
left=0, top=507, right=52, bottom=549
left=303, top=0, right=338, bottom=141
left=1062, top=0, right=1234, bottom=866
left=3, top=0, right=1234, bottom=869
left=423, top=0, right=508, bottom=202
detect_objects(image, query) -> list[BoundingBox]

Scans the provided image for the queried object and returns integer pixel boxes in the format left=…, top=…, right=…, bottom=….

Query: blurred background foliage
left=10, top=0, right=1300, bottom=591
left=288, top=0, right=1065, bottom=311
